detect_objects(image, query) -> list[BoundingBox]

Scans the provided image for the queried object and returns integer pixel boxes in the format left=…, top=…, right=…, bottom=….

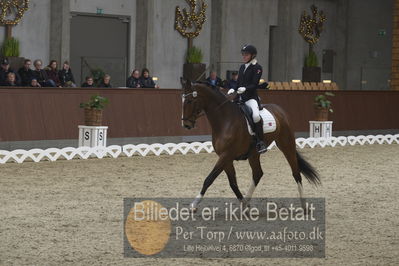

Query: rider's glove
left=227, top=88, right=235, bottom=95
left=237, top=87, right=246, bottom=94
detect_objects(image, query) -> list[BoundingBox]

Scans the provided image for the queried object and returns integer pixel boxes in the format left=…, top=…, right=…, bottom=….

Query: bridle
left=181, top=88, right=233, bottom=123
left=181, top=90, right=205, bottom=123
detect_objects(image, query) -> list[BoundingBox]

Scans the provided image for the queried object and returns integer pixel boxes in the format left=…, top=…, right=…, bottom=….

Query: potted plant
left=314, top=92, right=334, bottom=121
left=1, top=37, right=25, bottom=70
left=91, top=68, right=105, bottom=87
left=302, top=50, right=321, bottom=82
left=183, top=46, right=206, bottom=82
left=298, top=5, right=326, bottom=82
left=80, top=95, right=109, bottom=126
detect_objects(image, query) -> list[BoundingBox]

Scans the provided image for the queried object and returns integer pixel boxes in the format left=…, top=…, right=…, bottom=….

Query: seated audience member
left=32, top=59, right=56, bottom=87
left=99, top=74, right=112, bottom=88
left=140, top=68, right=159, bottom=88
left=0, top=59, right=21, bottom=85
left=59, top=61, right=76, bottom=87
left=126, top=69, right=141, bottom=88
left=226, top=71, right=239, bottom=90
left=81, top=76, right=94, bottom=87
left=1, top=72, right=17, bottom=86
left=30, top=78, right=41, bottom=88
left=45, top=60, right=61, bottom=87
left=206, top=70, right=223, bottom=87
left=18, top=59, right=34, bottom=86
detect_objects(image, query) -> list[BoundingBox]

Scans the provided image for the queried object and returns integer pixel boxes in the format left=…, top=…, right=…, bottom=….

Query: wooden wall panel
left=0, top=88, right=398, bottom=142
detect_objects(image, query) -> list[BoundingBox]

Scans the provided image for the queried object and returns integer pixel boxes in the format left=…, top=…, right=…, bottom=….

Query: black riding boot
left=255, top=121, right=267, bottom=154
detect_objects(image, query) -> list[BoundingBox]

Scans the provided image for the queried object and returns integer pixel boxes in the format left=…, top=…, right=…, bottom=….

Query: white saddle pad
left=246, top=108, right=277, bottom=135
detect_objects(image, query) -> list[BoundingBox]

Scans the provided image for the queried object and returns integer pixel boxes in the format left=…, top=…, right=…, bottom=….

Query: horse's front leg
left=190, top=155, right=231, bottom=211
left=243, top=150, right=264, bottom=207
left=224, top=162, right=244, bottom=201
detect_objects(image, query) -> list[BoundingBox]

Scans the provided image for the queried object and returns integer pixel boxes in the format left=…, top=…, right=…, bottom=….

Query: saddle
left=237, top=102, right=277, bottom=136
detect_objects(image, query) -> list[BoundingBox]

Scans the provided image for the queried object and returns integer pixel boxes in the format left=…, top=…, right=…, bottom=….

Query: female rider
left=227, top=44, right=267, bottom=154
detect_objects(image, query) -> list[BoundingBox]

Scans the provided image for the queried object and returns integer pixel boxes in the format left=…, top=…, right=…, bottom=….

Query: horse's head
left=181, top=78, right=205, bottom=129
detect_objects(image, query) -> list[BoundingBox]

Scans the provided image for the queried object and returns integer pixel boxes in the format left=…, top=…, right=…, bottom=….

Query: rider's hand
left=237, top=87, right=246, bottom=94
left=227, top=88, right=235, bottom=95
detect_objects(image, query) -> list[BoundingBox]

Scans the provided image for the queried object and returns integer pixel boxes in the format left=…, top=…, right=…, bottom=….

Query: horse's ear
left=180, top=77, right=192, bottom=90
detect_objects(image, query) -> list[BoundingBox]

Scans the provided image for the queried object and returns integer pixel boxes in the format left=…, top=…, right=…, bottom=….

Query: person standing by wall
left=126, top=69, right=142, bottom=88
left=99, top=74, right=112, bottom=88
left=18, top=59, right=34, bottom=86
left=32, top=59, right=55, bottom=87
left=206, top=70, right=223, bottom=87
left=45, top=60, right=61, bottom=87
left=226, top=71, right=239, bottom=90
left=81, top=76, right=94, bottom=87
left=59, top=61, right=76, bottom=87
left=140, top=68, right=159, bottom=88
left=0, top=59, right=21, bottom=86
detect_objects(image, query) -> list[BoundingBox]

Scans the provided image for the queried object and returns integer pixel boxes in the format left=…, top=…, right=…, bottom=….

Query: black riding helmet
left=241, top=44, right=257, bottom=56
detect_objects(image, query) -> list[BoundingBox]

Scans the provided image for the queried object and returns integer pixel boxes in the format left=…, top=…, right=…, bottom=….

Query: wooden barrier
left=0, top=87, right=398, bottom=142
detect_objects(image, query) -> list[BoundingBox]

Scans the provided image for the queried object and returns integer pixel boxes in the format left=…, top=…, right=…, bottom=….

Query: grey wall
left=71, top=0, right=212, bottom=88
left=270, top=0, right=393, bottom=90
left=70, top=0, right=136, bottom=76
left=270, top=0, right=339, bottom=83
left=70, top=15, right=129, bottom=86
left=345, top=0, right=393, bottom=90
left=146, top=0, right=212, bottom=88
left=216, top=0, right=278, bottom=81
left=0, top=0, right=51, bottom=65
left=0, top=0, right=393, bottom=90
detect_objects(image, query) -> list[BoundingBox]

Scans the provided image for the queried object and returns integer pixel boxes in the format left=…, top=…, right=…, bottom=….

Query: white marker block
left=309, top=121, right=333, bottom=138
left=78, top=126, right=108, bottom=147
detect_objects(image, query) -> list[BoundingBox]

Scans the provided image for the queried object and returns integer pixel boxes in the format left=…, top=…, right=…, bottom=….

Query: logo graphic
left=125, top=200, right=171, bottom=255
left=124, top=198, right=325, bottom=258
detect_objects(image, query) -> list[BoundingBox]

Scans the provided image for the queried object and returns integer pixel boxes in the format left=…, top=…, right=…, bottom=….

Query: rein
left=181, top=89, right=233, bottom=122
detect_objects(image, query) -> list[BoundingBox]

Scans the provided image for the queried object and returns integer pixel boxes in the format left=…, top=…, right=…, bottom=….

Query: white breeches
left=245, top=99, right=261, bottom=123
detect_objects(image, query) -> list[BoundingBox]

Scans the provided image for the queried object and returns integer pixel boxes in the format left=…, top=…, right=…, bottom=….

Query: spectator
left=0, top=59, right=21, bottom=85
left=206, top=70, right=223, bottom=87
left=99, top=74, right=112, bottom=88
left=59, top=61, right=76, bottom=87
left=140, top=68, right=159, bottom=88
left=18, top=59, right=34, bottom=86
left=82, top=76, right=94, bottom=87
left=32, top=59, right=56, bottom=87
left=45, top=60, right=61, bottom=87
left=1, top=72, right=17, bottom=86
left=126, top=69, right=141, bottom=88
left=30, top=78, right=41, bottom=88
left=226, top=71, right=239, bottom=90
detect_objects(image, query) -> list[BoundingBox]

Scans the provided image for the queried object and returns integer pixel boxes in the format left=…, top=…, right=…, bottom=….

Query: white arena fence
left=0, top=134, right=398, bottom=164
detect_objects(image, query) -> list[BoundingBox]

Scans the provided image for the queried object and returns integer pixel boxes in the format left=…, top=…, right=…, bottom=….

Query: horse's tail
left=296, top=151, right=321, bottom=186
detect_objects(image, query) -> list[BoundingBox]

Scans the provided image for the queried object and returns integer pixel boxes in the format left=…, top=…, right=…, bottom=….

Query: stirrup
left=256, top=141, right=267, bottom=154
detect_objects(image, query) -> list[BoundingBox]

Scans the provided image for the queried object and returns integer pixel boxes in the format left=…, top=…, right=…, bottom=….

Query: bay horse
left=181, top=79, right=320, bottom=211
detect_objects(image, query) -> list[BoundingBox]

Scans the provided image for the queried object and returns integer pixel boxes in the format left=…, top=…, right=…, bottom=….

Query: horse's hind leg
left=224, top=163, right=244, bottom=201
left=244, top=150, right=264, bottom=204
left=275, top=137, right=306, bottom=206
